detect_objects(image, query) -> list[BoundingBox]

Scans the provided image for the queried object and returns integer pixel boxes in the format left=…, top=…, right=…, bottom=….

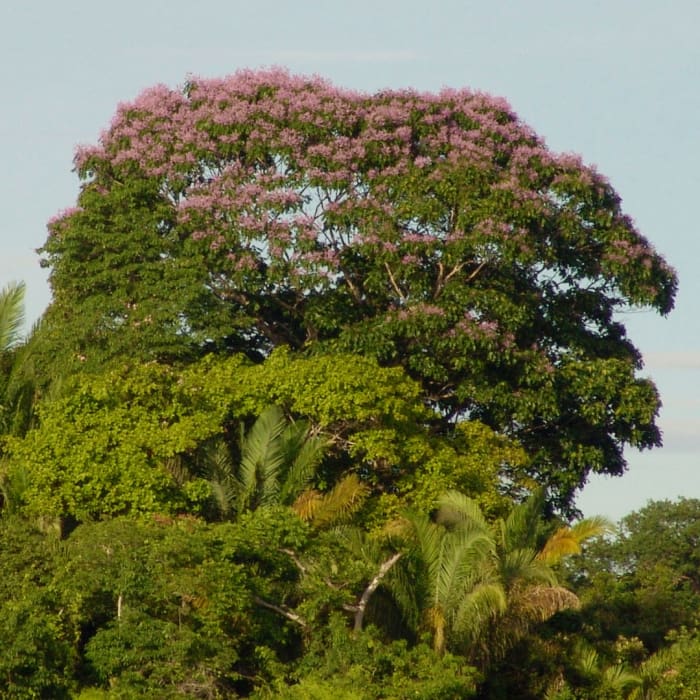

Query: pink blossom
left=47, top=206, right=83, bottom=227
left=58, top=67, right=666, bottom=318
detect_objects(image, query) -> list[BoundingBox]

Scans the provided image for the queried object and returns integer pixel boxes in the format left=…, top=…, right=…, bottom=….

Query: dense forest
left=0, top=69, right=694, bottom=698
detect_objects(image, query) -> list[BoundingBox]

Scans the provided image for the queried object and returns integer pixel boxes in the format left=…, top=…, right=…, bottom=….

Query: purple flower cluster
left=52, top=68, right=673, bottom=334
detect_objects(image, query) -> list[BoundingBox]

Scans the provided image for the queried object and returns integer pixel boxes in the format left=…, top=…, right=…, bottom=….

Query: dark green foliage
left=572, top=498, right=700, bottom=650
left=0, top=518, right=75, bottom=698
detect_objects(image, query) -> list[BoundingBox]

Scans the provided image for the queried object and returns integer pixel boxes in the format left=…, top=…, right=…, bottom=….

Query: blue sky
left=1, top=0, right=697, bottom=521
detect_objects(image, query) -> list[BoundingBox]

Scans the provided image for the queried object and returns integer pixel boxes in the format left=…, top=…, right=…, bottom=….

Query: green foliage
left=572, top=498, right=700, bottom=650
left=633, top=629, right=700, bottom=699
left=0, top=517, right=74, bottom=698
left=0, top=595, right=76, bottom=699
left=3, top=362, right=222, bottom=520
left=4, top=349, right=512, bottom=523
left=545, top=644, right=642, bottom=700
left=257, top=616, right=478, bottom=699
left=54, top=510, right=311, bottom=697
left=0, top=281, right=25, bottom=354
left=0, top=281, right=43, bottom=439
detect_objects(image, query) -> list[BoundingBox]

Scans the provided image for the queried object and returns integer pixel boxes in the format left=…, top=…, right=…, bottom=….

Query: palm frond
left=238, top=405, right=287, bottom=509
left=453, top=581, right=507, bottom=643
left=202, top=438, right=236, bottom=479
left=163, top=454, right=191, bottom=486
left=500, top=547, right=557, bottom=589
left=291, top=488, right=323, bottom=522
left=0, top=315, right=45, bottom=436
left=537, top=515, right=614, bottom=565
left=439, top=530, right=497, bottom=614
left=601, top=664, right=642, bottom=694
left=0, top=282, right=26, bottom=354
left=295, top=473, right=369, bottom=528
left=578, top=646, right=601, bottom=676
left=631, top=640, right=688, bottom=699
left=568, top=514, right=615, bottom=539
left=208, top=477, right=238, bottom=520
left=436, top=490, right=491, bottom=533
left=373, top=538, right=424, bottom=633
left=502, top=488, right=546, bottom=552
left=278, top=421, right=328, bottom=505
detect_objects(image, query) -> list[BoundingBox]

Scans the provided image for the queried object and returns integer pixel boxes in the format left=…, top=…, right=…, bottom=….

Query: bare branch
left=342, top=273, right=362, bottom=302
left=254, top=596, right=307, bottom=629
left=466, top=260, right=487, bottom=282
left=354, top=552, right=402, bottom=632
left=384, top=263, right=407, bottom=302
left=278, top=548, right=308, bottom=575
left=444, top=261, right=466, bottom=284
left=434, top=261, right=467, bottom=298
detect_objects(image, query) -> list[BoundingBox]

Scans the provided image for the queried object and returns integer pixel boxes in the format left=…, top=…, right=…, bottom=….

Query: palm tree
left=472, top=491, right=611, bottom=667
left=388, top=490, right=609, bottom=664
left=194, top=405, right=367, bottom=525
left=395, top=506, right=507, bottom=654
left=236, top=404, right=326, bottom=512
left=388, top=496, right=506, bottom=656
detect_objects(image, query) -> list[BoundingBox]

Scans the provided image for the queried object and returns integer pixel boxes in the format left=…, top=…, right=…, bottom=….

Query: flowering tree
left=39, top=69, right=676, bottom=508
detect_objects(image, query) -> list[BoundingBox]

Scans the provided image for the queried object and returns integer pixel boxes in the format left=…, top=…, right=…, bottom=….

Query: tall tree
left=38, top=69, right=676, bottom=508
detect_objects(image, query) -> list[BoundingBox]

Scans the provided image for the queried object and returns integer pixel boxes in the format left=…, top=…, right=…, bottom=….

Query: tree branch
left=353, top=552, right=403, bottom=632
left=434, top=261, right=466, bottom=298
left=279, top=548, right=308, bottom=575
left=342, top=271, right=363, bottom=303
left=384, top=263, right=407, bottom=302
left=445, top=261, right=466, bottom=284
left=254, top=596, right=307, bottom=629
left=466, top=260, right=487, bottom=282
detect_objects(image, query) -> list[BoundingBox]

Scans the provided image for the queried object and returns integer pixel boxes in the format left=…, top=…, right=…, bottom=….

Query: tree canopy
left=37, top=69, right=676, bottom=509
